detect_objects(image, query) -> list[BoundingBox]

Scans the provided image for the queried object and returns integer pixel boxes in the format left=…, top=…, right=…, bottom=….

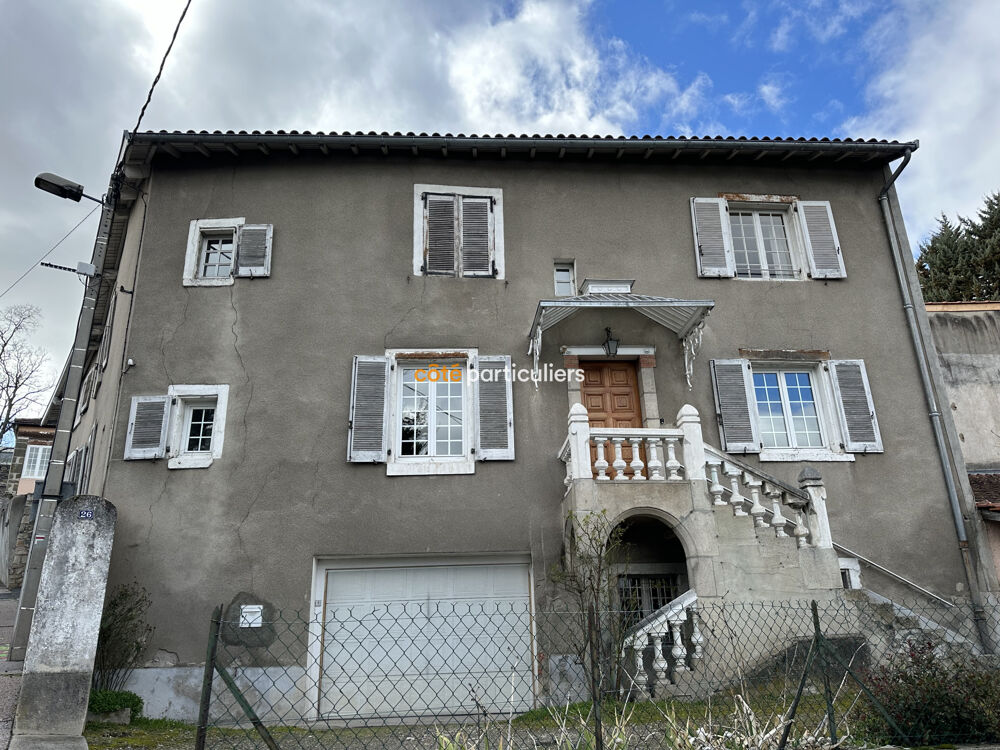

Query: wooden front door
left=580, top=361, right=644, bottom=479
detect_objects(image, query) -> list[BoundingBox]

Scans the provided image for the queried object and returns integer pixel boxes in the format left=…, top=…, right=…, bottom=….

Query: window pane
left=759, top=213, right=794, bottom=279
left=200, top=236, right=234, bottom=278
left=730, top=212, right=762, bottom=278
left=783, top=372, right=824, bottom=447
left=753, top=372, right=789, bottom=448
left=434, top=378, right=464, bottom=456
left=186, top=406, right=216, bottom=452
left=554, top=265, right=575, bottom=296
left=399, top=369, right=429, bottom=456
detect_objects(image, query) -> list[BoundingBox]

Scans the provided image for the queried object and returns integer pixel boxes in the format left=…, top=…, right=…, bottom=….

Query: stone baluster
left=676, top=404, right=706, bottom=480
left=611, top=438, right=628, bottom=481
left=707, top=460, right=727, bottom=505
left=593, top=437, right=609, bottom=480
left=669, top=621, right=688, bottom=672
left=793, top=510, right=811, bottom=549
left=664, top=438, right=683, bottom=481
left=724, top=463, right=748, bottom=516
left=645, top=438, right=664, bottom=480
left=689, top=607, right=704, bottom=661
left=745, top=475, right=767, bottom=528
left=628, top=437, right=646, bottom=480
left=798, top=468, right=833, bottom=549
left=567, top=404, right=593, bottom=481
left=767, top=485, right=789, bottom=538
left=632, top=642, right=644, bottom=688
left=650, top=634, right=670, bottom=684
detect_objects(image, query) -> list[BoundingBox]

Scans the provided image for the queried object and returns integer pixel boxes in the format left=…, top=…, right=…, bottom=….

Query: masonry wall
left=80, top=152, right=973, bottom=663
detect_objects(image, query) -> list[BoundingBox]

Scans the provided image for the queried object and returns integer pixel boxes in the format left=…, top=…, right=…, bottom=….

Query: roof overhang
left=528, top=293, right=714, bottom=388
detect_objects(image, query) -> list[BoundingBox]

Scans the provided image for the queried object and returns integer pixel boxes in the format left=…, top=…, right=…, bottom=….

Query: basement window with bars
left=183, top=218, right=273, bottom=286
left=618, top=574, right=681, bottom=625
left=413, top=185, right=504, bottom=279
left=124, top=384, right=229, bottom=469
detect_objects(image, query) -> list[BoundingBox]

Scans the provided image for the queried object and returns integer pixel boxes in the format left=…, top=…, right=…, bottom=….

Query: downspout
left=878, top=151, right=993, bottom=652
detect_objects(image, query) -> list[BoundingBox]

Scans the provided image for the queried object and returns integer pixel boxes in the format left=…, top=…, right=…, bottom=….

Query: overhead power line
left=129, top=0, right=194, bottom=138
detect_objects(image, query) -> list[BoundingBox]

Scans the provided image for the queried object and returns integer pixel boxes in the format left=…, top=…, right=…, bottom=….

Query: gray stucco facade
left=55, top=132, right=996, bottom=717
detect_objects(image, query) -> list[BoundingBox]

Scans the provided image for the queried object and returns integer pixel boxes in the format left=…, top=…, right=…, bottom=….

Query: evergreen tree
left=916, top=192, right=1000, bottom=302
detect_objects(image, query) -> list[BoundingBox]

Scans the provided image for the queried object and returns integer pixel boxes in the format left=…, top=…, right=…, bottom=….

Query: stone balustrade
left=622, top=590, right=702, bottom=697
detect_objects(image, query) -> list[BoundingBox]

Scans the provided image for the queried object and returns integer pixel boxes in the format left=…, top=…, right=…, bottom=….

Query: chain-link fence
left=196, top=594, right=1000, bottom=749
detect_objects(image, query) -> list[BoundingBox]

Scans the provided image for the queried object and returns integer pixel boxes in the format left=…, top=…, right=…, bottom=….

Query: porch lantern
left=603, top=328, right=620, bottom=357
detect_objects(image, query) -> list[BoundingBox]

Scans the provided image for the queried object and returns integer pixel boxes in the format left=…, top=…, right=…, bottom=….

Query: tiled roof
left=970, top=473, right=1000, bottom=513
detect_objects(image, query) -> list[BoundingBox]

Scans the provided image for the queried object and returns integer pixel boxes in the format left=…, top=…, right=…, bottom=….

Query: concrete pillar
left=676, top=404, right=706, bottom=480
left=638, top=354, right=660, bottom=427
left=798, top=468, right=833, bottom=549
left=11, top=495, right=117, bottom=750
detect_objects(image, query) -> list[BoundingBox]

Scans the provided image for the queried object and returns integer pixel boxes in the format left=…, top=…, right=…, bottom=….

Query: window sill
left=168, top=454, right=215, bottom=470
left=386, top=458, right=475, bottom=476
left=759, top=449, right=855, bottom=463
left=182, top=276, right=234, bottom=287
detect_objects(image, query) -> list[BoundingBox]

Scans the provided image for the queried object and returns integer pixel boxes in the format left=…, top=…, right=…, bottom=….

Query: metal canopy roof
left=528, top=293, right=715, bottom=387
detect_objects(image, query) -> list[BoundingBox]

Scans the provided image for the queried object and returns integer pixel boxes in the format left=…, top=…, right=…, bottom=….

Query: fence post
left=811, top=601, right=838, bottom=745
left=587, top=604, right=604, bottom=750
left=195, top=604, right=223, bottom=750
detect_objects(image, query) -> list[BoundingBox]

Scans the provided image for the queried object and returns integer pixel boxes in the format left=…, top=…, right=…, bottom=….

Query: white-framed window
left=691, top=197, right=846, bottom=280
left=838, top=558, right=862, bottom=590
left=21, top=444, right=51, bottom=480
left=347, top=349, right=515, bottom=474
left=711, top=358, right=882, bottom=461
left=183, top=219, right=274, bottom=286
left=124, top=384, right=229, bottom=469
left=553, top=261, right=577, bottom=296
left=412, top=185, right=505, bottom=279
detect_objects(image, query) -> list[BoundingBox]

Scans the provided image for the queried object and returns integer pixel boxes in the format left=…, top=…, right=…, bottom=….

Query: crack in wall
left=384, top=280, right=427, bottom=350
left=228, top=284, right=253, bottom=478
left=145, top=471, right=169, bottom=545
left=158, top=288, right=191, bottom=385
left=234, top=465, right=279, bottom=593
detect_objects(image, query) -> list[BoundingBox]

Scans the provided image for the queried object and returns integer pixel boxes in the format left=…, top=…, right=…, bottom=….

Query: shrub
left=92, top=582, right=155, bottom=693
left=88, top=689, right=143, bottom=718
left=857, top=639, right=1000, bottom=745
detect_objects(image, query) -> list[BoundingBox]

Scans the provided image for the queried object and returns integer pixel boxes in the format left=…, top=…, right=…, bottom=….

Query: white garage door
left=315, top=558, right=535, bottom=719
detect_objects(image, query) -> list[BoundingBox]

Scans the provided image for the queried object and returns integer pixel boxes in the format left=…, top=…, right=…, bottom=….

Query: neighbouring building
left=5, top=419, right=54, bottom=498
left=44, top=130, right=997, bottom=719
left=927, top=301, right=1000, bottom=579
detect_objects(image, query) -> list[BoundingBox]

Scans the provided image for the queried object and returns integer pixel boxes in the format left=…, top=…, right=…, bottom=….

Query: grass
left=84, top=717, right=195, bottom=749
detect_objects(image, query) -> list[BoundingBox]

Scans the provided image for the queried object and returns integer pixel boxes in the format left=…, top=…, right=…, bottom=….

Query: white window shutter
left=460, top=196, right=494, bottom=277
left=100, top=294, right=116, bottom=370
left=348, top=355, right=389, bottom=462
left=124, top=395, right=170, bottom=460
left=235, top=224, right=273, bottom=277
left=710, top=359, right=760, bottom=453
left=830, top=360, right=882, bottom=452
left=424, top=194, right=456, bottom=275
left=691, top=198, right=735, bottom=277
left=797, top=201, right=846, bottom=279
left=477, top=356, right=514, bottom=460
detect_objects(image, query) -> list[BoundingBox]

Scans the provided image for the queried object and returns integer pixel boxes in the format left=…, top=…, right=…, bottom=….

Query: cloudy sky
left=1, top=0, right=999, bottom=390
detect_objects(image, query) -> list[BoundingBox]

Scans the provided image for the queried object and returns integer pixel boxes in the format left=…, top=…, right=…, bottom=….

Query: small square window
left=164, top=385, right=229, bottom=469
left=184, top=218, right=245, bottom=287
left=199, top=234, right=234, bottom=279
left=184, top=403, right=217, bottom=453
left=22, top=445, right=51, bottom=480
left=553, top=262, right=576, bottom=296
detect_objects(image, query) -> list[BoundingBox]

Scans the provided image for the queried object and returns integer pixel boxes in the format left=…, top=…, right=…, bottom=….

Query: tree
left=916, top=192, right=1000, bottom=302
left=0, top=305, right=50, bottom=441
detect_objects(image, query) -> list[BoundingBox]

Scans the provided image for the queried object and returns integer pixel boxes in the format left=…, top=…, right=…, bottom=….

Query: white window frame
left=751, top=362, right=854, bottom=463
left=385, top=348, right=477, bottom=476
left=553, top=260, right=577, bottom=296
left=22, top=444, right=51, bottom=480
left=412, top=185, right=504, bottom=279
left=727, top=202, right=806, bottom=280
left=838, top=557, right=862, bottom=589
left=184, top=218, right=245, bottom=287
left=166, top=384, right=229, bottom=469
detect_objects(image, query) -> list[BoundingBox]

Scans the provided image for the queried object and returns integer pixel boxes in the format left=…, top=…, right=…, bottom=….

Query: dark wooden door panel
left=580, top=361, right=644, bottom=479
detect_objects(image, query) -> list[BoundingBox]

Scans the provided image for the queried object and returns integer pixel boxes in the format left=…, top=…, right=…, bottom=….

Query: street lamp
left=34, top=172, right=103, bottom=204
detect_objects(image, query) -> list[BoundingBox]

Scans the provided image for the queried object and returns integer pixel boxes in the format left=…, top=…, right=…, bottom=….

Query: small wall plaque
left=239, top=604, right=263, bottom=628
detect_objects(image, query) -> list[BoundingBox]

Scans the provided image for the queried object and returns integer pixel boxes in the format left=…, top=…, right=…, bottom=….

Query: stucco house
left=37, top=130, right=997, bottom=719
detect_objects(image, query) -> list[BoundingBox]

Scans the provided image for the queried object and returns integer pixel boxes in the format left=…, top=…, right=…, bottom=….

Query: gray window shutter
left=710, top=359, right=760, bottom=453
left=477, top=356, right=514, bottom=460
left=691, top=198, right=735, bottom=277
left=100, top=293, right=116, bottom=370
left=424, top=194, right=456, bottom=275
left=830, top=360, right=882, bottom=452
left=348, top=355, right=389, bottom=462
left=460, top=196, right=493, bottom=277
left=235, top=224, right=273, bottom=277
left=797, top=201, right=846, bottom=279
left=124, top=395, right=170, bottom=460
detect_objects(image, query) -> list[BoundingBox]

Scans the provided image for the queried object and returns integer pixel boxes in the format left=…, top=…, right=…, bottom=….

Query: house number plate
left=78, top=509, right=94, bottom=519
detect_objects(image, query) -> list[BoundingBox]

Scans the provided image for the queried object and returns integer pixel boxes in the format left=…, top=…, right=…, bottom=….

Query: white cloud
left=758, top=80, right=788, bottom=113
left=722, top=92, right=754, bottom=116
left=769, top=18, right=793, bottom=52
left=842, top=0, right=1000, bottom=250
left=664, top=73, right=714, bottom=135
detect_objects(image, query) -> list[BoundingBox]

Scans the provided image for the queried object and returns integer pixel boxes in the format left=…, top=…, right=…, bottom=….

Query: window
left=184, top=219, right=273, bottom=286
left=839, top=558, right=862, bottom=589
left=22, top=445, right=51, bottom=480
left=124, top=384, right=229, bottom=468
left=347, top=350, right=515, bottom=474
left=711, top=358, right=882, bottom=460
left=554, top=261, right=577, bottom=296
left=413, top=185, right=505, bottom=279
left=691, top=197, right=846, bottom=280
left=618, top=574, right=680, bottom=625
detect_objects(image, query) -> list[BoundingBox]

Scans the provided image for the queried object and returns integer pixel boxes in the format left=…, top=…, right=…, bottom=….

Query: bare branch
left=0, top=305, right=51, bottom=439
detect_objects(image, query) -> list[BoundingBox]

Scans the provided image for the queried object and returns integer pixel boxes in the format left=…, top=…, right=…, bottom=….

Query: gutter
left=877, top=150, right=994, bottom=652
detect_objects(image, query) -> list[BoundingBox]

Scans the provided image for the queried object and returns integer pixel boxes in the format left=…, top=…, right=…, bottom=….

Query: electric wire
left=0, top=205, right=100, bottom=302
